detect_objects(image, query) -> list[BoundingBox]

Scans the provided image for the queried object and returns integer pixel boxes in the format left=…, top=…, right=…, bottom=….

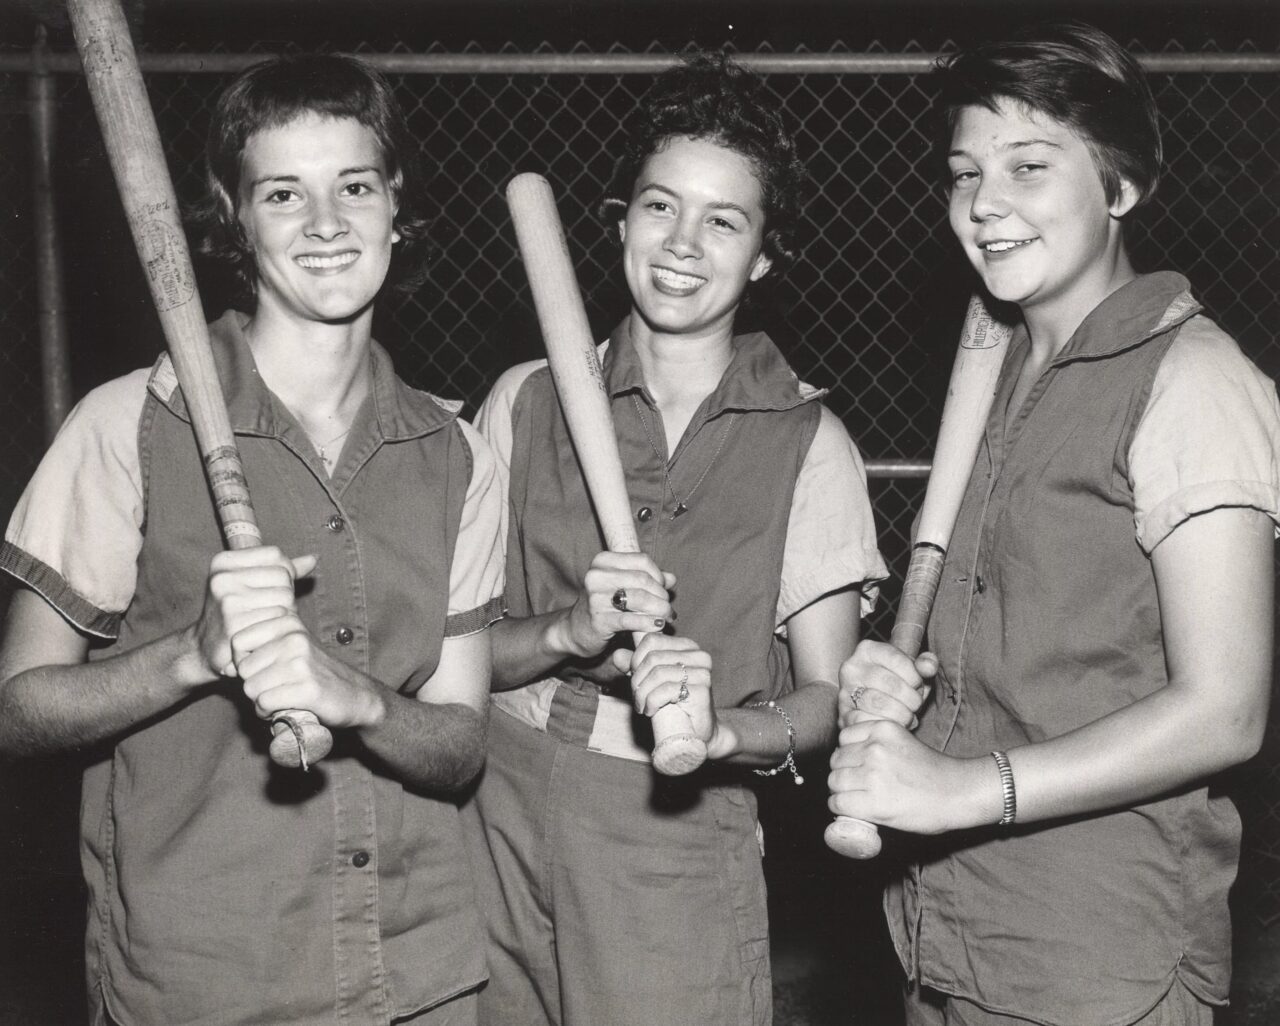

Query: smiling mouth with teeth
left=981, top=239, right=1035, bottom=254
left=652, top=266, right=706, bottom=291
left=297, top=251, right=359, bottom=270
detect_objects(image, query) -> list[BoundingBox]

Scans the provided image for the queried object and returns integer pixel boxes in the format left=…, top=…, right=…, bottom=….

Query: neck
left=241, top=304, right=373, bottom=435
left=1023, top=241, right=1136, bottom=361
left=628, top=313, right=735, bottom=410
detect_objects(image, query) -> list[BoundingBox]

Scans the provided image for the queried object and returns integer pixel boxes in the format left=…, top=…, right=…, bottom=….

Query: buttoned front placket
left=269, top=413, right=392, bottom=1023
left=324, top=456, right=390, bottom=1023
left=907, top=334, right=1036, bottom=980
left=617, top=391, right=675, bottom=562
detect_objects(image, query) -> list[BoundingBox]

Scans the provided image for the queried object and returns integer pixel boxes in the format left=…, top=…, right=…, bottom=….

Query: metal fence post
left=29, top=25, right=73, bottom=443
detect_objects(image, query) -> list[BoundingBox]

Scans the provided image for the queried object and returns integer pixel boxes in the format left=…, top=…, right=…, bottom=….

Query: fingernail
left=654, top=618, right=665, bottom=628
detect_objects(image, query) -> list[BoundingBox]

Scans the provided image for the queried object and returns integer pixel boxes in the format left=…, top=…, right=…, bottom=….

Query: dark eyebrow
left=248, top=173, right=299, bottom=189
left=247, top=166, right=384, bottom=189
left=635, top=182, right=754, bottom=223
left=948, top=138, right=1065, bottom=159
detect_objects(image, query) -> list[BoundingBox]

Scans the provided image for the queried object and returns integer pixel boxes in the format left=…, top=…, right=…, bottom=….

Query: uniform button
left=351, top=850, right=370, bottom=868
left=325, top=514, right=345, bottom=532
left=335, top=626, right=355, bottom=645
left=975, top=575, right=986, bottom=594
left=637, top=506, right=653, bottom=522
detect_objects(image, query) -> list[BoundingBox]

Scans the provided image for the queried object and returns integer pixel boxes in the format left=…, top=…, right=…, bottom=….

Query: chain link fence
left=1, top=41, right=1278, bottom=928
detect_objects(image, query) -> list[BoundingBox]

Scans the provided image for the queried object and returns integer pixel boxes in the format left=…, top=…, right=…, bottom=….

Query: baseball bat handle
left=888, top=543, right=945, bottom=661
left=823, top=544, right=945, bottom=859
left=68, top=0, right=330, bottom=770
left=824, top=292, right=1010, bottom=859
left=506, top=173, right=704, bottom=775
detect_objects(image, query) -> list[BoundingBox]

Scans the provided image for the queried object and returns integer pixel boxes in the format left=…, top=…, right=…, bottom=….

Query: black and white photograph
left=0, top=1, right=1277, bottom=1023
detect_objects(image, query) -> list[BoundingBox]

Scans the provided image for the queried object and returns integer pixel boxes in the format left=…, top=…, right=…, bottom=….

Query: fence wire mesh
left=0, top=41, right=1278, bottom=925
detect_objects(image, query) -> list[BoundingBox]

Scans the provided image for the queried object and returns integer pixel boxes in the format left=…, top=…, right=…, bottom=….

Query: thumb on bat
left=914, top=652, right=939, bottom=681
left=290, top=554, right=319, bottom=581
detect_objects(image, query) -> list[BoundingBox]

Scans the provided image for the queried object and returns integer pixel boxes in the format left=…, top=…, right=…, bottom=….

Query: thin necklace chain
left=314, top=424, right=353, bottom=467
left=631, top=394, right=737, bottom=520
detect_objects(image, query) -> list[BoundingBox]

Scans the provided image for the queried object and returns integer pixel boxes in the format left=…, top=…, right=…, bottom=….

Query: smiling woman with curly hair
left=462, top=52, right=896, bottom=1026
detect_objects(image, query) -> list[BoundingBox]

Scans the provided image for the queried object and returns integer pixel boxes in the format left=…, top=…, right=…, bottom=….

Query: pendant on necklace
left=672, top=501, right=689, bottom=519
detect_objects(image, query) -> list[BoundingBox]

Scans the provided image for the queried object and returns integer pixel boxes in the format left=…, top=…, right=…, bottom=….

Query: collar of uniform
left=1048, top=271, right=1202, bottom=367
left=601, top=315, right=825, bottom=415
left=147, top=309, right=461, bottom=441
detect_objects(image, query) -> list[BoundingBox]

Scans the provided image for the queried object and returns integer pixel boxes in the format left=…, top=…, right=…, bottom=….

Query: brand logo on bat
left=961, top=309, right=1015, bottom=351
left=138, top=219, right=196, bottom=311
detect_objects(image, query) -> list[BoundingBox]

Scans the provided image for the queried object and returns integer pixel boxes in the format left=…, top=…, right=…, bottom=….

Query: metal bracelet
left=749, top=700, right=803, bottom=785
left=991, top=750, right=1017, bottom=825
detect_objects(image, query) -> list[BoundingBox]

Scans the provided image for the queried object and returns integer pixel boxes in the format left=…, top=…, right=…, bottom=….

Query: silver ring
left=611, top=588, right=628, bottom=612
left=676, top=662, right=689, bottom=702
left=851, top=686, right=867, bottom=710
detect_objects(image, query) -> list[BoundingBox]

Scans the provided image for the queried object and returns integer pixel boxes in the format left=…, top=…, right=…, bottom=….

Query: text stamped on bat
left=961, top=309, right=1014, bottom=350
left=137, top=220, right=196, bottom=311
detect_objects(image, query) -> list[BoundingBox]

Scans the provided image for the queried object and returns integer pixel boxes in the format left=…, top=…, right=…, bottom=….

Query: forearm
left=0, top=625, right=211, bottom=757
left=357, top=689, right=488, bottom=792
left=708, top=680, right=838, bottom=767
left=707, top=587, right=857, bottom=768
left=994, top=681, right=1267, bottom=826
left=489, top=610, right=594, bottom=689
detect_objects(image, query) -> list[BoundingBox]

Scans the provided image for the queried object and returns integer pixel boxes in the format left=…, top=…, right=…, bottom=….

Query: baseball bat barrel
left=67, top=0, right=331, bottom=770
left=825, top=294, right=1012, bottom=858
left=506, top=173, right=706, bottom=776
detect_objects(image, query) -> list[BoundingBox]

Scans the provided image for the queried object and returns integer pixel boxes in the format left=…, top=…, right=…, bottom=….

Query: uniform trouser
left=102, top=987, right=477, bottom=1026
left=904, top=978, right=1215, bottom=1026
left=462, top=698, right=772, bottom=1026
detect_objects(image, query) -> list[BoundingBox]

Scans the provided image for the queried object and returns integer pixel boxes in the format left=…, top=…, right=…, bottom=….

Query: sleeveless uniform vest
left=80, top=313, right=483, bottom=1025
left=505, top=324, right=823, bottom=713
left=888, top=274, right=1238, bottom=1023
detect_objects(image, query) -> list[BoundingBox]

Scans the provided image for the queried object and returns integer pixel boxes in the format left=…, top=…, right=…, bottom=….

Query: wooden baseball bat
left=825, top=293, right=1013, bottom=858
left=67, top=0, right=331, bottom=770
left=506, top=172, right=706, bottom=776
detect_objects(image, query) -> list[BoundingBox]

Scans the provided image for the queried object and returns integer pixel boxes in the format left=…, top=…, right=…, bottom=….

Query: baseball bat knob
left=652, top=732, right=708, bottom=776
left=650, top=703, right=707, bottom=775
left=268, top=711, right=334, bottom=771
left=823, top=814, right=883, bottom=859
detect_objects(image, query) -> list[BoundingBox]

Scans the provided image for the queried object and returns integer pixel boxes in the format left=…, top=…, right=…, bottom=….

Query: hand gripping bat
left=67, top=0, right=332, bottom=770
left=825, top=294, right=1013, bottom=858
left=505, top=172, right=707, bottom=776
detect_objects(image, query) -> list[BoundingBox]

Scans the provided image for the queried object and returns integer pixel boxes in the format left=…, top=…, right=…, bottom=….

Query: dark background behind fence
left=0, top=1, right=1277, bottom=1023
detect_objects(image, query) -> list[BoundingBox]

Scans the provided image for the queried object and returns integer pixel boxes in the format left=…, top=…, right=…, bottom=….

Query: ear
left=1109, top=177, right=1141, bottom=220
left=748, top=250, right=773, bottom=283
left=617, top=220, right=627, bottom=244
left=392, top=227, right=402, bottom=245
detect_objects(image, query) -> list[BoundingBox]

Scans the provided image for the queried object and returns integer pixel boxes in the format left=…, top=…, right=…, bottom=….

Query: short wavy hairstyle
left=599, top=52, right=809, bottom=270
left=193, top=52, right=432, bottom=299
left=933, top=22, right=1162, bottom=209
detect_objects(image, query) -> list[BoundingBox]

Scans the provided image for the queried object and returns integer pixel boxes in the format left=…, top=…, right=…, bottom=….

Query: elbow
left=1231, top=716, right=1267, bottom=765
left=438, top=706, right=489, bottom=794
left=1214, top=702, right=1269, bottom=769
left=445, top=741, right=487, bottom=793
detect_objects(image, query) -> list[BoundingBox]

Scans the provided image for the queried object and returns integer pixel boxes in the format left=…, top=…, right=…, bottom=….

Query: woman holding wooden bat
left=0, top=54, right=503, bottom=1025
left=462, top=54, right=906, bottom=1026
left=828, top=22, right=1280, bottom=1026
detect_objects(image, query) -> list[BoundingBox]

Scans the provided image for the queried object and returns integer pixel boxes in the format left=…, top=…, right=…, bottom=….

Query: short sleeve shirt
left=4, top=364, right=504, bottom=636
